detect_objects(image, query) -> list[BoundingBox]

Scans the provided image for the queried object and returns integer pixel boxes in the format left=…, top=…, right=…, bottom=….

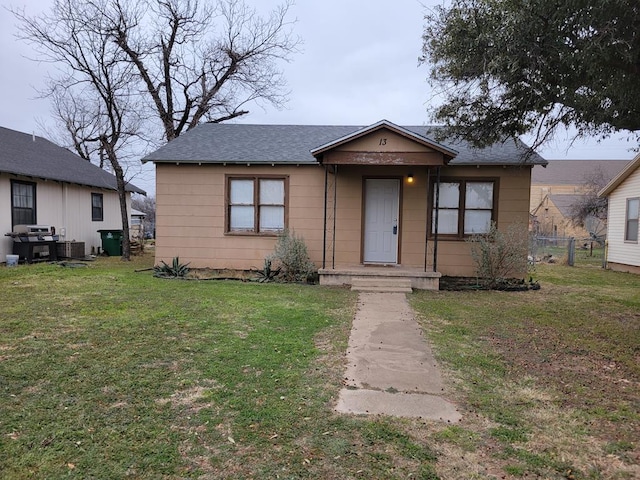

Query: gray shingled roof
left=548, top=194, right=585, bottom=217
left=532, top=159, right=629, bottom=185
left=0, top=127, right=145, bottom=194
left=142, top=122, right=547, bottom=166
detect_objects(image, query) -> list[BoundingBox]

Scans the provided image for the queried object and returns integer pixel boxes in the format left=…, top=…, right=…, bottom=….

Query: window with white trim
left=227, top=176, right=287, bottom=234
left=625, top=198, right=639, bottom=242
left=432, top=179, right=496, bottom=237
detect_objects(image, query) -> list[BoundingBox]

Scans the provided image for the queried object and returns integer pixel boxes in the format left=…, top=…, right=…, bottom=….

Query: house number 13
left=379, top=138, right=387, bottom=145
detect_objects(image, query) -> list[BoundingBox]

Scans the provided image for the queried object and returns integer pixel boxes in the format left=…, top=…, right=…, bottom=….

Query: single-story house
left=531, top=193, right=608, bottom=240
left=530, top=159, right=629, bottom=239
left=1, top=126, right=145, bottom=262
left=599, top=153, right=640, bottom=274
left=142, top=120, right=546, bottom=289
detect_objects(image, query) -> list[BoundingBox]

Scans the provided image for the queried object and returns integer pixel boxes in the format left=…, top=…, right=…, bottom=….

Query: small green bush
left=269, top=229, right=317, bottom=283
left=467, top=222, right=528, bottom=288
left=153, top=257, right=190, bottom=278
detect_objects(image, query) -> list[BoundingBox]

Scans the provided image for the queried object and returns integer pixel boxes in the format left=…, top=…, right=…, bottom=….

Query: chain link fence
left=529, top=235, right=606, bottom=266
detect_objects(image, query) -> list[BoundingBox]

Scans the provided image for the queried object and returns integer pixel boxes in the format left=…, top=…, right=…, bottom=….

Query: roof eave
left=145, top=159, right=317, bottom=166
left=598, top=153, right=640, bottom=197
left=2, top=169, right=145, bottom=195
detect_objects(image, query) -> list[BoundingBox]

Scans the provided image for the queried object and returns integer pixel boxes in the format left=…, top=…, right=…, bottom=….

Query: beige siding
left=155, top=163, right=532, bottom=278
left=606, top=166, right=640, bottom=268
left=1, top=172, right=131, bottom=260
left=155, top=163, right=327, bottom=269
left=339, top=129, right=435, bottom=153
left=430, top=165, right=531, bottom=276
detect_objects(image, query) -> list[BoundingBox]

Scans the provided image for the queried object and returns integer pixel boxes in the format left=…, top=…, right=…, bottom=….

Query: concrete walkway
left=335, top=292, right=461, bottom=422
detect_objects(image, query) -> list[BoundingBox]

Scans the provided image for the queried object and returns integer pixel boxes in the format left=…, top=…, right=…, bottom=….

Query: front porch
left=318, top=265, right=441, bottom=291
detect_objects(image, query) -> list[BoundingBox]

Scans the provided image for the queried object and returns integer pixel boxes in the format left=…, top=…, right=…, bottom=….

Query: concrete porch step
left=351, top=277, right=413, bottom=293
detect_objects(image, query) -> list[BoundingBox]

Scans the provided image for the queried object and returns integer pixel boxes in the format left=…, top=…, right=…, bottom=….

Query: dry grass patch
left=411, top=261, right=640, bottom=479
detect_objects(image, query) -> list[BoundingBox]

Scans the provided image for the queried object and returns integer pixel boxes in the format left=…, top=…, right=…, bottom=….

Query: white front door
left=363, top=178, right=399, bottom=263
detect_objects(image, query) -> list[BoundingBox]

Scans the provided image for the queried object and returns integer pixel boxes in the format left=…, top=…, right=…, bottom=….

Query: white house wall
left=52, top=182, right=129, bottom=255
left=0, top=175, right=12, bottom=257
left=1, top=173, right=131, bottom=261
left=606, top=166, right=640, bottom=268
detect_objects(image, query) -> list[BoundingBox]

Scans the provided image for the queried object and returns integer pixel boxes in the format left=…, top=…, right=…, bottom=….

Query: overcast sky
left=1, top=0, right=637, bottom=195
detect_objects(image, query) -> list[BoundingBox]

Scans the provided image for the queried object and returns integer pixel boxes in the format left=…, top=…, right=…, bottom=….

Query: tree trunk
left=104, top=141, right=131, bottom=261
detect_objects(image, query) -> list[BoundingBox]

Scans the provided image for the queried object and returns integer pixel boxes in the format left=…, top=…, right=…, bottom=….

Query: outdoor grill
left=5, top=225, right=60, bottom=263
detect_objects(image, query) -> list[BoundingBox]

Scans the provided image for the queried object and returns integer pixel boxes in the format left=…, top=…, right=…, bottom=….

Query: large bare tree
left=110, top=0, right=300, bottom=141
left=15, top=0, right=145, bottom=259
left=14, top=0, right=299, bottom=259
left=569, top=167, right=610, bottom=240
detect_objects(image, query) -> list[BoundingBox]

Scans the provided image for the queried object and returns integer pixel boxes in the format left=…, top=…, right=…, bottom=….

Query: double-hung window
left=625, top=198, right=639, bottom=242
left=11, top=180, right=36, bottom=227
left=432, top=179, right=497, bottom=237
left=227, top=176, right=287, bottom=234
left=92, top=193, right=104, bottom=221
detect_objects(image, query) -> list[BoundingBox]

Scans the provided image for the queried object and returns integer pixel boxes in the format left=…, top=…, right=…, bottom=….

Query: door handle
left=393, top=225, right=398, bottom=235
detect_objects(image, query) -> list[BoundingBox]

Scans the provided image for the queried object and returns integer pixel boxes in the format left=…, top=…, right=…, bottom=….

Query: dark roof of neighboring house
left=0, top=127, right=145, bottom=194
left=599, top=153, right=640, bottom=197
left=142, top=121, right=547, bottom=166
left=531, top=159, right=630, bottom=185
left=548, top=194, right=584, bottom=218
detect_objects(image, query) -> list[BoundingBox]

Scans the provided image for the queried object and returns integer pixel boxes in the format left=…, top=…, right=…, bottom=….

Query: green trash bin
left=98, top=229, right=123, bottom=256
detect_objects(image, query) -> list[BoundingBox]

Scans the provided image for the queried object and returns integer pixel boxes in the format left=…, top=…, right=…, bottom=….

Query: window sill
left=428, top=234, right=487, bottom=241
left=225, top=231, right=282, bottom=237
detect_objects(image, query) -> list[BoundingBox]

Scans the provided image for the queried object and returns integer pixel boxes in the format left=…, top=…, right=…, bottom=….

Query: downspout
left=323, top=166, right=328, bottom=269
left=433, top=166, right=441, bottom=272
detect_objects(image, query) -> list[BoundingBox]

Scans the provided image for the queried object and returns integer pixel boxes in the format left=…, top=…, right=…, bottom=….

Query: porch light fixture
left=407, top=173, right=414, bottom=183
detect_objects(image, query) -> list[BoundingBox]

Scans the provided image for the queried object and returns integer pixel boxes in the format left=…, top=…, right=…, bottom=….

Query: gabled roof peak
left=309, top=119, right=458, bottom=160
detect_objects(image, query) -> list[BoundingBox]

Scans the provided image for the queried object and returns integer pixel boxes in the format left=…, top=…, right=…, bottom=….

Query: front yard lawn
left=1, top=253, right=638, bottom=479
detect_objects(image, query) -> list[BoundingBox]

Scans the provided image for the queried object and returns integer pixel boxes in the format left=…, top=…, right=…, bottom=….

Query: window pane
left=230, top=179, right=254, bottom=204
left=626, top=199, right=639, bottom=241
left=14, top=209, right=34, bottom=226
left=92, top=194, right=103, bottom=221
left=259, top=179, right=284, bottom=204
left=13, top=184, right=33, bottom=208
left=628, top=199, right=639, bottom=219
left=626, top=220, right=638, bottom=241
left=260, top=206, right=284, bottom=231
left=464, top=210, right=492, bottom=234
left=433, top=209, right=458, bottom=234
left=466, top=182, right=493, bottom=209
left=435, top=182, right=460, bottom=208
left=230, top=206, right=254, bottom=230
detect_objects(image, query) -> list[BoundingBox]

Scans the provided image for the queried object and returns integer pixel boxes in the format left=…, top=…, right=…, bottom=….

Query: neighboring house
left=142, top=120, right=546, bottom=289
left=598, top=154, right=640, bottom=274
left=530, top=159, right=629, bottom=238
left=1, top=126, right=145, bottom=261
